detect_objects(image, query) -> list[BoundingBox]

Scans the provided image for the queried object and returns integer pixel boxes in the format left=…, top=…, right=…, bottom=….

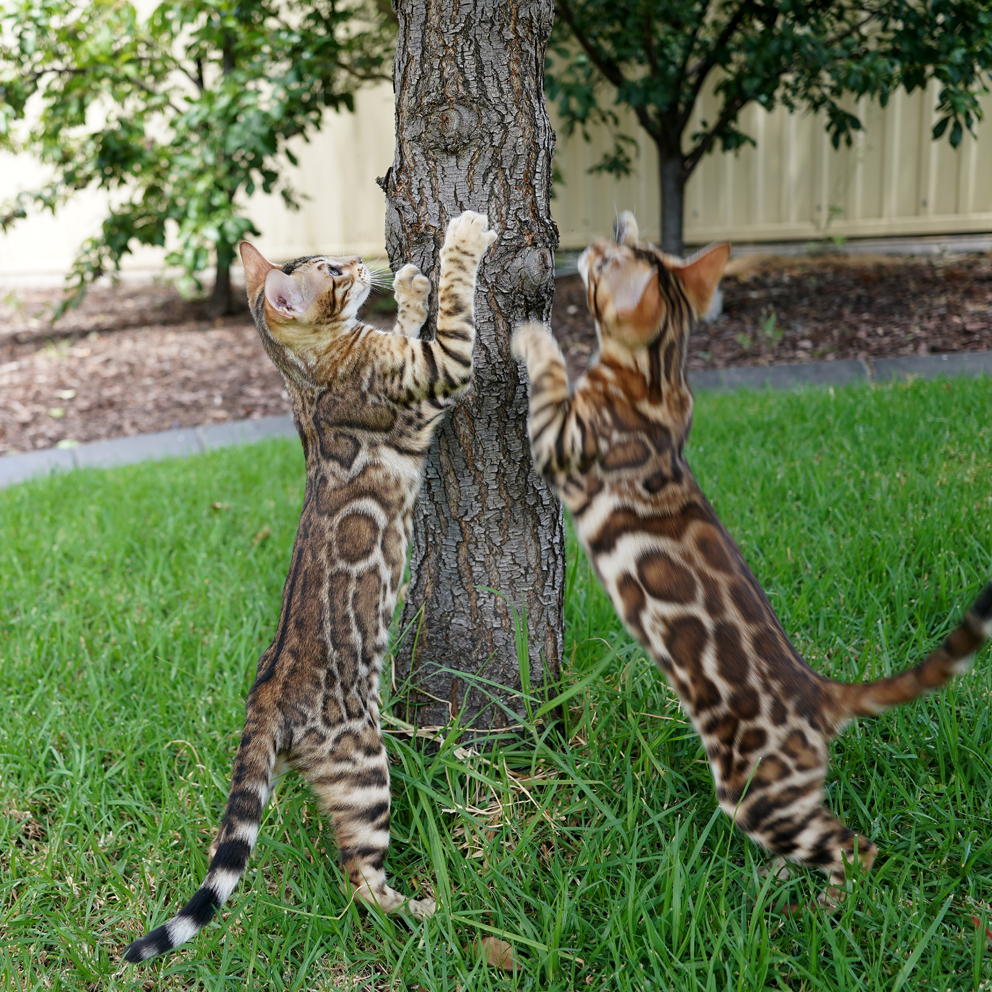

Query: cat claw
left=353, top=883, right=436, bottom=920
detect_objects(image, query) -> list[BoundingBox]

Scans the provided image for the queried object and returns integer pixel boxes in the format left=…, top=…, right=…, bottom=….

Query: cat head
left=239, top=241, right=372, bottom=378
left=578, top=212, right=730, bottom=351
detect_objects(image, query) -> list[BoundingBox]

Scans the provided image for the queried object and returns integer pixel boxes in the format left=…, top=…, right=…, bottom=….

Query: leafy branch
left=1, top=0, right=396, bottom=315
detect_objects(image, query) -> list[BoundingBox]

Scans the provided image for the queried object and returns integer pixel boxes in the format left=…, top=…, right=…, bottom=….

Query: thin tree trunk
left=209, top=241, right=233, bottom=318
left=381, top=0, right=563, bottom=738
left=658, top=148, right=685, bottom=256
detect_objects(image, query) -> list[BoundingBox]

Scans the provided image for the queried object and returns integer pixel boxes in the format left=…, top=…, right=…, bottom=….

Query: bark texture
left=380, top=0, right=563, bottom=736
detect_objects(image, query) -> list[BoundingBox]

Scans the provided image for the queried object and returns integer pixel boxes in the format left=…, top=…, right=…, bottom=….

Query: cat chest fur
left=560, top=386, right=833, bottom=790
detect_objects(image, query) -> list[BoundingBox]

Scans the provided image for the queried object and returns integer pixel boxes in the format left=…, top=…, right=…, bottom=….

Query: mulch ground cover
left=2, top=250, right=990, bottom=456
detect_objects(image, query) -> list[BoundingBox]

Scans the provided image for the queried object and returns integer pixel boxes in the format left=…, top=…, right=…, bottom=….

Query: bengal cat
left=123, top=211, right=497, bottom=962
left=512, top=212, right=992, bottom=908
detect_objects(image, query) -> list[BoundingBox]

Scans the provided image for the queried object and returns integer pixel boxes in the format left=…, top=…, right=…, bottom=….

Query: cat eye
left=321, top=262, right=342, bottom=277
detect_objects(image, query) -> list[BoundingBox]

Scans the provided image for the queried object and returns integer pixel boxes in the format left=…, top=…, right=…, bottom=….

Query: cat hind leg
left=301, top=726, right=435, bottom=919
left=763, top=806, right=876, bottom=911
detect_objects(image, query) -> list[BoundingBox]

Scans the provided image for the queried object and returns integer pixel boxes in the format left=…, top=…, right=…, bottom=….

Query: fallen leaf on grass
left=253, top=526, right=272, bottom=546
left=471, top=936, right=519, bottom=973
left=971, top=915, right=992, bottom=943
left=210, top=501, right=230, bottom=512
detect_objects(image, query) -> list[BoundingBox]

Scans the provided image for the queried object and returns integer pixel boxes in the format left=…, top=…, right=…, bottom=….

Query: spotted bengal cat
left=123, top=211, right=497, bottom=962
left=512, top=211, right=992, bottom=908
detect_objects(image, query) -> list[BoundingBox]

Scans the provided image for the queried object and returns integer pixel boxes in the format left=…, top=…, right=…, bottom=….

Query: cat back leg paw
left=353, top=882, right=436, bottom=919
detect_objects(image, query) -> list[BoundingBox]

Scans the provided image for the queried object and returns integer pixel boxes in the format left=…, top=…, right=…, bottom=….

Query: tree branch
left=339, top=61, right=392, bottom=83
left=679, top=0, right=757, bottom=131
left=676, top=0, right=712, bottom=85
left=643, top=8, right=658, bottom=79
left=127, top=72, right=185, bottom=116
left=819, top=12, right=878, bottom=56
left=168, top=57, right=203, bottom=93
left=554, top=0, right=624, bottom=90
left=555, top=0, right=660, bottom=142
left=24, top=63, right=185, bottom=116
left=682, top=94, right=747, bottom=177
left=684, top=0, right=783, bottom=172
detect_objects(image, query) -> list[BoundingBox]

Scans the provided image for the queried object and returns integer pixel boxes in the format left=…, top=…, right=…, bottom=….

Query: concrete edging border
left=0, top=414, right=297, bottom=489
left=3, top=349, right=992, bottom=490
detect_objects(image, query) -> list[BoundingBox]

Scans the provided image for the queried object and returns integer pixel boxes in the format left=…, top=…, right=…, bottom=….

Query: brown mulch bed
left=2, top=250, right=991, bottom=457
left=555, top=251, right=992, bottom=378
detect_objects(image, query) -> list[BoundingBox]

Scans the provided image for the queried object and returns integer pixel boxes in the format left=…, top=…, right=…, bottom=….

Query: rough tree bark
left=379, top=0, right=563, bottom=736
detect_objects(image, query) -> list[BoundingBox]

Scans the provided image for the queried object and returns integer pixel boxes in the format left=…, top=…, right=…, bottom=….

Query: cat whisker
left=366, top=256, right=394, bottom=292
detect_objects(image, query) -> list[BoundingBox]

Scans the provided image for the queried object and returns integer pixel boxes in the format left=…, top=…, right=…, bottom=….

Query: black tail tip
left=122, top=924, right=173, bottom=963
left=971, top=582, right=992, bottom=623
left=122, top=942, right=145, bottom=964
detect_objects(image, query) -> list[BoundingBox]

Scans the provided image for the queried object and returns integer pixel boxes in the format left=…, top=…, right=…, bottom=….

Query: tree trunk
left=381, top=0, right=563, bottom=738
left=209, top=241, right=234, bottom=317
left=658, top=148, right=685, bottom=256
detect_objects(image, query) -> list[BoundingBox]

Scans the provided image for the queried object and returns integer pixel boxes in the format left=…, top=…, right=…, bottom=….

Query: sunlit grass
left=1, top=374, right=990, bottom=990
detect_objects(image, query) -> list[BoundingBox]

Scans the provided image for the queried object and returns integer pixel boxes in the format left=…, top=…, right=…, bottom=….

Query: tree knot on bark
left=500, top=246, right=554, bottom=295
left=422, top=103, right=479, bottom=154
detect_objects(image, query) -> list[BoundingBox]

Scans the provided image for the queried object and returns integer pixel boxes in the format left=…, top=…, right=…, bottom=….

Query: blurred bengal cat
left=512, top=211, right=992, bottom=909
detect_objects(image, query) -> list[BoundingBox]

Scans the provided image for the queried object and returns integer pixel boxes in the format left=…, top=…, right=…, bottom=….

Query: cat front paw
left=511, top=321, right=552, bottom=362
left=392, top=263, right=430, bottom=307
left=443, top=210, right=497, bottom=262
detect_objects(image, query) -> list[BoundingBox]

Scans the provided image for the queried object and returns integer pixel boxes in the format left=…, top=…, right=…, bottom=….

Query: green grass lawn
left=1, top=375, right=991, bottom=991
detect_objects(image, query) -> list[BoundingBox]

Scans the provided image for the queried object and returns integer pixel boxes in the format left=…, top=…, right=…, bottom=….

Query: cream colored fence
left=1, top=78, right=990, bottom=280
left=556, top=78, right=992, bottom=248
left=0, top=85, right=397, bottom=281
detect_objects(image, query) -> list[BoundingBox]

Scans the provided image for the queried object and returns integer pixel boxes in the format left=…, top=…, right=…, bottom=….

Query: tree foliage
left=547, top=0, right=992, bottom=254
left=0, top=0, right=393, bottom=315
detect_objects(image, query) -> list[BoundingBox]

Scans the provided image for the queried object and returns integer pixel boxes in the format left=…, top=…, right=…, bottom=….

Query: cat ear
left=614, top=211, right=639, bottom=246
left=606, top=259, right=663, bottom=344
left=671, top=241, right=731, bottom=317
left=609, top=260, right=659, bottom=322
left=239, top=241, right=278, bottom=303
left=264, top=269, right=307, bottom=319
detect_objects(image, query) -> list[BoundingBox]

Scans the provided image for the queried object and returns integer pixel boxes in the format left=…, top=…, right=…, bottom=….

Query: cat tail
left=834, top=583, right=992, bottom=719
left=123, top=722, right=280, bottom=963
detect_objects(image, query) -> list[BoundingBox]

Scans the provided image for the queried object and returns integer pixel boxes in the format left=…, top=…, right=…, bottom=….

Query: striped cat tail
left=123, top=726, right=280, bottom=962
left=835, top=583, right=992, bottom=719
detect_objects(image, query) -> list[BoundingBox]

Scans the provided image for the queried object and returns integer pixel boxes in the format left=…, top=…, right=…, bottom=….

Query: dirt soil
left=2, top=250, right=991, bottom=456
